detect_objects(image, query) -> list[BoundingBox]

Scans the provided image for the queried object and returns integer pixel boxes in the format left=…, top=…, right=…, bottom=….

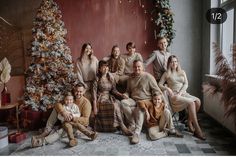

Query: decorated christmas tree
left=152, top=0, right=175, bottom=45
left=24, top=0, right=78, bottom=111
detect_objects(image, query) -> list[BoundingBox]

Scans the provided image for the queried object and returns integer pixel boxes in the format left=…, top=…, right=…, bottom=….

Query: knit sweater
left=57, top=103, right=81, bottom=122
left=124, top=72, right=162, bottom=101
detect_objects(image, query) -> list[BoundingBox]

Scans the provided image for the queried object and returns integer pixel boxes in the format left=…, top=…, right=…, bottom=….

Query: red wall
left=0, top=76, right=25, bottom=104
left=1, top=0, right=158, bottom=104
left=55, top=0, right=157, bottom=62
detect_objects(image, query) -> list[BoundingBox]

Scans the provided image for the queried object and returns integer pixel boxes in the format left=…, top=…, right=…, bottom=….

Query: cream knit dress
left=158, top=71, right=199, bottom=112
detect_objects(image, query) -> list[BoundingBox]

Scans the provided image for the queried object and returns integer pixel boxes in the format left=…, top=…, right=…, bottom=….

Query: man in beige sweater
left=31, top=83, right=93, bottom=147
left=121, top=60, right=163, bottom=144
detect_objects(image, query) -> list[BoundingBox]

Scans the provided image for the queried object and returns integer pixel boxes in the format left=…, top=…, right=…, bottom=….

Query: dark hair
left=80, top=43, right=93, bottom=60
left=133, top=59, right=143, bottom=65
left=99, top=60, right=108, bottom=69
left=97, top=60, right=113, bottom=81
left=75, top=82, right=86, bottom=89
left=152, top=93, right=164, bottom=104
left=111, top=45, right=119, bottom=58
left=73, top=83, right=85, bottom=98
left=167, top=55, right=177, bottom=70
left=153, top=92, right=162, bottom=97
left=126, top=42, right=136, bottom=50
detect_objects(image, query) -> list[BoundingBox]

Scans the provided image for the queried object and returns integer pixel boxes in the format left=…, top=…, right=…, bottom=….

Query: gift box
left=20, top=108, right=53, bottom=130
left=8, top=132, right=27, bottom=143
left=21, top=109, right=42, bottom=120
left=21, top=109, right=42, bottom=130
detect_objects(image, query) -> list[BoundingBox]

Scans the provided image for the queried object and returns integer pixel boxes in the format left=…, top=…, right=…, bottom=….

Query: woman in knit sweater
left=75, top=43, right=99, bottom=102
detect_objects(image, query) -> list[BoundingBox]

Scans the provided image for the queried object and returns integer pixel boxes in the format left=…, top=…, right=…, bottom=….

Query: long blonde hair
left=166, top=55, right=184, bottom=77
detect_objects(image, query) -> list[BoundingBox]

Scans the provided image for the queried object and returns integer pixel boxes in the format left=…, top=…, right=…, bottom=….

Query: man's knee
left=121, top=99, right=130, bottom=108
left=134, top=106, right=145, bottom=116
left=163, top=108, right=171, bottom=117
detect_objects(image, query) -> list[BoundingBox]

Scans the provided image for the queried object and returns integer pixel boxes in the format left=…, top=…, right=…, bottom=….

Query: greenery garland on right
left=152, top=0, right=175, bottom=45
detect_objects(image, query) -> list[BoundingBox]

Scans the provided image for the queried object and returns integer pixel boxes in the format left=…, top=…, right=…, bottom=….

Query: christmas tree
left=153, top=0, right=175, bottom=45
left=24, top=0, right=78, bottom=111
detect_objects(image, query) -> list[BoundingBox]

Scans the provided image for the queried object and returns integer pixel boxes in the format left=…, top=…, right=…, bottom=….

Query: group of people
left=31, top=36, right=206, bottom=148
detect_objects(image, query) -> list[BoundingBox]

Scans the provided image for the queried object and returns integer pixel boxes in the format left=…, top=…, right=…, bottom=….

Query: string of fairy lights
left=118, top=0, right=175, bottom=46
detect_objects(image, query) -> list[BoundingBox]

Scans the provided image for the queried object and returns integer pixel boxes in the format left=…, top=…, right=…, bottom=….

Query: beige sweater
left=144, top=50, right=171, bottom=81
left=158, top=71, right=188, bottom=93
left=124, top=72, right=162, bottom=101
left=122, top=52, right=143, bottom=74
left=75, top=56, right=98, bottom=83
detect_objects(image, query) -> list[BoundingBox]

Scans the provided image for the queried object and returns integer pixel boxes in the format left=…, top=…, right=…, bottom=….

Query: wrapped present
left=0, top=126, right=8, bottom=149
left=20, top=108, right=53, bottom=130
left=21, top=109, right=42, bottom=130
left=21, top=109, right=42, bottom=120
left=8, top=132, right=27, bottom=143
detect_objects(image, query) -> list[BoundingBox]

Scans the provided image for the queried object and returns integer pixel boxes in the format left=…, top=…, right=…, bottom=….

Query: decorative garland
left=152, top=0, right=175, bottom=45
left=124, top=0, right=175, bottom=45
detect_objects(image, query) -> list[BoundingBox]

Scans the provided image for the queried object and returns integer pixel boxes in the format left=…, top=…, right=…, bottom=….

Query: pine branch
left=153, top=0, right=175, bottom=45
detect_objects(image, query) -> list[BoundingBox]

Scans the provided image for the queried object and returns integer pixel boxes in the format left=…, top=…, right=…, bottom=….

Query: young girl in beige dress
left=158, top=55, right=206, bottom=140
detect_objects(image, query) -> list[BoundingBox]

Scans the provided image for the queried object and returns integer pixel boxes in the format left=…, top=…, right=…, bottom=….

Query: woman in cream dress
left=158, top=55, right=205, bottom=140
left=75, top=43, right=98, bottom=102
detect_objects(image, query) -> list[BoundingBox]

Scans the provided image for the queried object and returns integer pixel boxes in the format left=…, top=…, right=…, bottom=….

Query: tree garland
left=152, top=0, right=175, bottom=45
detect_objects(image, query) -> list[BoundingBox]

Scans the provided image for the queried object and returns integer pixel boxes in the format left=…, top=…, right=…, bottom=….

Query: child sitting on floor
left=138, top=93, right=183, bottom=140
left=59, top=92, right=98, bottom=147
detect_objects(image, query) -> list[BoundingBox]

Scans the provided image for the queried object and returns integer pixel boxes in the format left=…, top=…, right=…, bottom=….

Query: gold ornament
left=39, top=57, right=46, bottom=64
